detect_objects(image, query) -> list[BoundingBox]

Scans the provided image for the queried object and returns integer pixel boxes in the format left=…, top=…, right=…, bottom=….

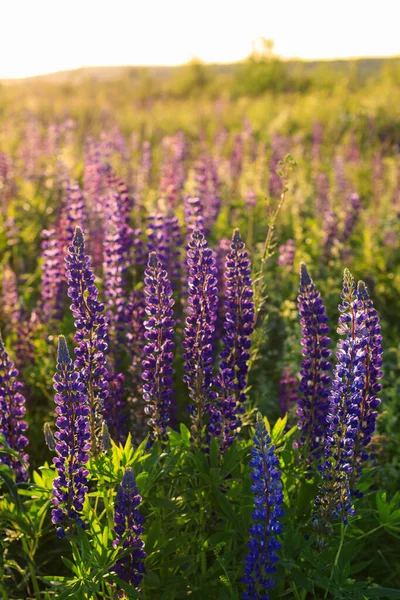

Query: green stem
left=324, top=522, right=346, bottom=599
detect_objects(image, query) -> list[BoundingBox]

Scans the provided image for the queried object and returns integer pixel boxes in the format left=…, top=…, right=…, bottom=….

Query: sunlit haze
left=2, top=0, right=399, bottom=79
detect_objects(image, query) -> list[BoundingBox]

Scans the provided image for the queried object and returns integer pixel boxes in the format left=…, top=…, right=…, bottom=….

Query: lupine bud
left=243, top=413, right=283, bottom=599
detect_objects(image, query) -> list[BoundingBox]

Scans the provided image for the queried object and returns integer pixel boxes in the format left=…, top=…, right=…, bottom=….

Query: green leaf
left=271, top=415, right=287, bottom=442
left=364, top=589, right=400, bottom=599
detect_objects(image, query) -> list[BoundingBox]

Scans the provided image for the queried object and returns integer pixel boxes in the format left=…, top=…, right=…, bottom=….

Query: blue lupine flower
left=243, top=413, right=284, bottom=600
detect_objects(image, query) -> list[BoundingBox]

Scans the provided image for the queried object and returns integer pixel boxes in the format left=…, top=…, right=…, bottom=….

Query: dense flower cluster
left=142, top=252, right=176, bottom=442
left=316, top=270, right=383, bottom=526
left=212, top=229, right=254, bottom=448
left=51, top=336, right=90, bottom=537
left=243, top=414, right=284, bottom=600
left=65, top=226, right=109, bottom=455
left=183, top=229, right=219, bottom=444
left=147, top=213, right=183, bottom=283
left=113, top=468, right=146, bottom=594
left=296, top=263, right=332, bottom=456
left=0, top=330, right=29, bottom=482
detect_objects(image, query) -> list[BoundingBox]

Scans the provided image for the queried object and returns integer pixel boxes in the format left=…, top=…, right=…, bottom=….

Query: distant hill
left=2, top=56, right=400, bottom=86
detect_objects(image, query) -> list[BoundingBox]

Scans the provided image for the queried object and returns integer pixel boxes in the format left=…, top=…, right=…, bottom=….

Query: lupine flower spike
left=243, top=413, right=284, bottom=600
left=65, top=226, right=109, bottom=455
left=113, top=467, right=146, bottom=596
left=315, top=270, right=382, bottom=534
left=296, top=264, right=332, bottom=457
left=211, top=229, right=254, bottom=449
left=142, top=252, right=176, bottom=443
left=183, top=230, right=219, bottom=445
left=51, top=336, right=91, bottom=538
left=0, top=330, right=29, bottom=482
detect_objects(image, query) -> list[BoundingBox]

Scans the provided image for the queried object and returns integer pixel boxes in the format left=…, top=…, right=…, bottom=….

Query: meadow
left=0, top=56, right=400, bottom=599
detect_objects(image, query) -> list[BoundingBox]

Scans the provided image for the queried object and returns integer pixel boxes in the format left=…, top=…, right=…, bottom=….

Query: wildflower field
left=1, top=63, right=400, bottom=599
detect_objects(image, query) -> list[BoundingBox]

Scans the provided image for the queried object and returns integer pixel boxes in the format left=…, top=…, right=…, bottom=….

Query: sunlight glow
left=2, top=0, right=399, bottom=78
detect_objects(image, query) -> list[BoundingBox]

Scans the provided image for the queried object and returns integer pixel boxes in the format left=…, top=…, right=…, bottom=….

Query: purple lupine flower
left=211, top=230, right=254, bottom=449
left=296, top=264, right=332, bottom=456
left=315, top=269, right=373, bottom=528
left=51, top=336, right=90, bottom=538
left=279, top=368, right=299, bottom=416
left=112, top=468, right=146, bottom=594
left=341, top=192, right=362, bottom=243
left=14, top=309, right=37, bottom=375
left=334, top=155, right=348, bottom=199
left=214, top=237, right=231, bottom=342
left=347, top=133, right=360, bottom=165
left=64, top=181, right=87, bottom=246
left=147, top=213, right=182, bottom=284
left=183, top=230, right=219, bottom=445
left=277, top=239, right=295, bottom=266
left=348, top=281, right=383, bottom=493
left=268, top=134, right=290, bottom=198
left=245, top=188, right=257, bottom=210
left=103, top=182, right=133, bottom=354
left=126, top=288, right=147, bottom=444
left=194, top=155, right=221, bottom=232
left=39, top=229, right=64, bottom=322
left=65, top=226, right=109, bottom=456
left=0, top=330, right=29, bottom=482
left=142, top=253, right=175, bottom=442
left=230, top=133, right=243, bottom=183
left=322, top=210, right=339, bottom=259
left=104, top=372, right=128, bottom=444
left=184, top=195, right=205, bottom=239
left=243, top=413, right=283, bottom=600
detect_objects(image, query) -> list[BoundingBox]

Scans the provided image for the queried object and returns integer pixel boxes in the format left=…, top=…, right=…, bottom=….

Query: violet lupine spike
left=103, top=188, right=133, bottom=355
left=348, top=281, right=383, bottom=493
left=315, top=269, right=369, bottom=529
left=322, top=209, right=339, bottom=259
left=126, top=288, right=147, bottom=445
left=65, top=226, right=109, bottom=456
left=230, top=133, right=243, bottom=183
left=64, top=182, right=87, bottom=245
left=51, top=336, right=90, bottom=538
left=147, top=213, right=183, bottom=284
left=296, top=264, right=332, bottom=457
left=277, top=239, right=295, bottom=266
left=39, top=229, right=64, bottom=322
left=183, top=230, right=219, bottom=445
left=104, top=371, right=128, bottom=444
left=243, top=413, right=283, bottom=600
left=194, top=155, right=221, bottom=232
left=112, top=468, right=146, bottom=595
left=142, top=252, right=175, bottom=443
left=211, top=229, right=254, bottom=449
left=316, top=172, right=330, bottom=215
left=340, top=192, right=362, bottom=244
left=0, top=330, right=29, bottom=482
left=279, top=368, right=299, bottom=416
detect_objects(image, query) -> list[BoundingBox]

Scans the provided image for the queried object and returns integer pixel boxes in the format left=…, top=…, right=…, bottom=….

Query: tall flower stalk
left=65, top=226, right=109, bottom=456
left=51, top=336, right=90, bottom=538
left=0, top=330, right=29, bottom=482
left=315, top=270, right=382, bottom=531
left=296, top=263, right=332, bottom=457
left=211, top=229, right=254, bottom=449
left=142, top=253, right=175, bottom=443
left=183, top=230, right=219, bottom=445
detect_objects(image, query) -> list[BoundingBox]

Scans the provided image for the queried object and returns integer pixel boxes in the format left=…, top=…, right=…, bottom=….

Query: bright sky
left=1, top=0, right=399, bottom=78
